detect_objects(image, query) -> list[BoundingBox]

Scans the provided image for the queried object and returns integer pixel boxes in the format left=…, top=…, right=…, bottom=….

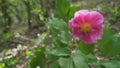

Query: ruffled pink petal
left=79, top=32, right=95, bottom=44
left=69, top=10, right=89, bottom=28
left=85, top=11, right=104, bottom=25
left=91, top=24, right=104, bottom=40
left=74, top=10, right=89, bottom=24
left=72, top=28, right=81, bottom=39
left=69, top=18, right=81, bottom=28
left=75, top=10, right=89, bottom=17
left=69, top=14, right=86, bottom=28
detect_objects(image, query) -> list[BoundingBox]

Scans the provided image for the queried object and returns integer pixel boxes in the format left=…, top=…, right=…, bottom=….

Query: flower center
left=81, top=23, right=92, bottom=32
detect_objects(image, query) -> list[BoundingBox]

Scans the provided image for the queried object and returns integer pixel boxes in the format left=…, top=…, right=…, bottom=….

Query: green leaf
left=49, top=47, right=71, bottom=57
left=50, top=61, right=60, bottom=68
left=101, top=35, right=120, bottom=56
left=72, top=50, right=89, bottom=68
left=58, top=57, right=74, bottom=68
left=52, top=31, right=72, bottom=47
left=56, top=0, right=70, bottom=20
left=46, top=18, right=69, bottom=36
left=86, top=54, right=97, bottom=63
left=101, top=60, right=120, bottom=68
left=46, top=18, right=72, bottom=47
left=53, top=36, right=68, bottom=47
left=60, top=31, right=72, bottom=44
left=100, top=28, right=120, bottom=56
left=58, top=50, right=89, bottom=68
left=68, top=6, right=81, bottom=19
left=30, top=47, right=46, bottom=68
left=99, top=27, right=114, bottom=46
left=94, top=64, right=105, bottom=68
left=77, top=41, right=94, bottom=55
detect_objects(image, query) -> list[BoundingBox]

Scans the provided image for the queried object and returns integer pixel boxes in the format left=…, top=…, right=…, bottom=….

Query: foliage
left=0, top=0, right=120, bottom=68
left=0, top=57, right=18, bottom=68
left=28, top=0, right=120, bottom=68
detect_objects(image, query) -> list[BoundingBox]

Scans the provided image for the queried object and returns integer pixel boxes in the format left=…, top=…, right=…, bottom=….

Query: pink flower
left=69, top=10, right=104, bottom=44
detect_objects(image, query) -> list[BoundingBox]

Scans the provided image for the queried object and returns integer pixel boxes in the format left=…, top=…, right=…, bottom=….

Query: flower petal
left=85, top=11, right=104, bottom=25
left=69, top=18, right=81, bottom=28
left=75, top=10, right=89, bottom=17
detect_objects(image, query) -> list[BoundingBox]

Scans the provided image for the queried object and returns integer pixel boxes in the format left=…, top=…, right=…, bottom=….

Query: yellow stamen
left=81, top=23, right=92, bottom=32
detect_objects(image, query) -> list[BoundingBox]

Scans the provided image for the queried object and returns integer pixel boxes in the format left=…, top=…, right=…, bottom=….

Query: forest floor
left=0, top=23, right=47, bottom=68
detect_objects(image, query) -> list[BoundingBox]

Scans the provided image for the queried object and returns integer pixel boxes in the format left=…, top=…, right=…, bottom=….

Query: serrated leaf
left=101, top=35, right=120, bottom=56
left=52, top=31, right=72, bottom=47
left=46, top=18, right=72, bottom=47
left=72, top=50, right=89, bottom=68
left=102, top=60, right=120, bottom=68
left=50, top=61, right=60, bottom=68
left=99, top=27, right=114, bottom=46
left=77, top=41, right=94, bottom=55
left=99, top=27, right=120, bottom=56
left=86, top=54, right=97, bottom=63
left=60, top=31, right=72, bottom=44
left=49, top=47, right=71, bottom=56
left=58, top=57, right=74, bottom=68
left=46, top=18, right=69, bottom=36
left=56, top=0, right=70, bottom=20
left=58, top=50, right=89, bottom=68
